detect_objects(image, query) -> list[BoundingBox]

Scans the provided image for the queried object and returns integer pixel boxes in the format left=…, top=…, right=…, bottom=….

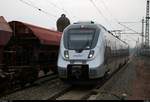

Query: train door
left=104, top=39, right=114, bottom=73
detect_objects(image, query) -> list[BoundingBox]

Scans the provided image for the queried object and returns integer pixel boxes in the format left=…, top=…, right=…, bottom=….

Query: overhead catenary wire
left=100, top=0, right=141, bottom=43
left=59, top=0, right=78, bottom=20
left=92, top=0, right=119, bottom=30
left=117, top=22, right=141, bottom=43
left=119, top=21, right=142, bottom=24
left=118, top=22, right=140, bottom=34
left=100, top=0, right=129, bottom=29
left=29, top=0, right=77, bottom=22
left=100, top=0, right=120, bottom=24
left=89, top=0, right=138, bottom=43
left=100, top=0, right=141, bottom=32
left=19, top=0, right=57, bottom=18
left=44, top=0, right=68, bottom=14
left=89, top=0, right=112, bottom=28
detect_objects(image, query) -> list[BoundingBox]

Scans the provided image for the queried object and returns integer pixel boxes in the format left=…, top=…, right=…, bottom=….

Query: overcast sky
left=0, top=0, right=146, bottom=47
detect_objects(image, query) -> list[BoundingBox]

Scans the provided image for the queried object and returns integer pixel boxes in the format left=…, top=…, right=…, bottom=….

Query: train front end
left=57, top=22, right=106, bottom=82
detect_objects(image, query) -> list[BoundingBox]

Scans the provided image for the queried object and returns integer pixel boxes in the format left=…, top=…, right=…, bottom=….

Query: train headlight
left=88, top=50, right=94, bottom=58
left=64, top=50, right=69, bottom=59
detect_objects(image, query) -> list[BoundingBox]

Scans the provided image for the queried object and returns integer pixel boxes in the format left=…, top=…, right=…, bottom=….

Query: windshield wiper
left=83, top=39, right=90, bottom=49
left=76, top=40, right=90, bottom=52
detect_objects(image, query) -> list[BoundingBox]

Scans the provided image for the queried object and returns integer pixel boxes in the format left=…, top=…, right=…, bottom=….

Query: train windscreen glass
left=67, top=29, right=95, bottom=50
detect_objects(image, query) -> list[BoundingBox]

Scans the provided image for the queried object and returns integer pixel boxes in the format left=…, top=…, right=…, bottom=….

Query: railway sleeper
left=4, top=66, right=38, bottom=88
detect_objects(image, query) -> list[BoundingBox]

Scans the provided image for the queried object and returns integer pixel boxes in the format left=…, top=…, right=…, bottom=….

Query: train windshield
left=66, top=29, right=96, bottom=50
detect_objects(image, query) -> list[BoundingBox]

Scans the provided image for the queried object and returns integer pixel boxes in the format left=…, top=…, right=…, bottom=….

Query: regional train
left=57, top=21, right=129, bottom=83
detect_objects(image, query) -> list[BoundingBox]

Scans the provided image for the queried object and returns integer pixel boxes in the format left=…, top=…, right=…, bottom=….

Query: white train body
left=57, top=22, right=129, bottom=82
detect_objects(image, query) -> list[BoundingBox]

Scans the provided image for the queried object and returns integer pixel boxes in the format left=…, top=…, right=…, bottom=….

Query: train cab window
left=64, top=29, right=97, bottom=50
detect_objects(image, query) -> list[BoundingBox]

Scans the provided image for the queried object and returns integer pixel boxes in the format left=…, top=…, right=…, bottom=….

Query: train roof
left=9, top=21, right=62, bottom=45
left=67, top=21, right=129, bottom=46
left=65, top=21, right=101, bottom=31
left=98, top=25, right=129, bottom=46
left=0, top=16, right=12, bottom=46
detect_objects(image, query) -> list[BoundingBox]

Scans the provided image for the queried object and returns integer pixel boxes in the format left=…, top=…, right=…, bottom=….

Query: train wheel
left=43, top=65, right=49, bottom=75
left=119, top=63, right=122, bottom=68
left=0, top=77, right=9, bottom=92
left=29, top=67, right=38, bottom=84
left=29, top=77, right=36, bottom=85
left=19, top=67, right=38, bottom=87
left=103, top=69, right=110, bottom=79
left=20, top=81, right=26, bottom=88
left=124, top=59, right=127, bottom=65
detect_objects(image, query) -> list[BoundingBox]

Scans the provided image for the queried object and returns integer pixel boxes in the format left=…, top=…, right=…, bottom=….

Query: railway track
left=0, top=72, right=58, bottom=99
left=0, top=56, right=133, bottom=100
left=48, top=58, right=132, bottom=100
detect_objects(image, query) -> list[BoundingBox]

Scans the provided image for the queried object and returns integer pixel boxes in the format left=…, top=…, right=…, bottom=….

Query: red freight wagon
left=0, top=16, right=12, bottom=91
left=2, top=21, right=62, bottom=86
left=0, top=16, right=12, bottom=68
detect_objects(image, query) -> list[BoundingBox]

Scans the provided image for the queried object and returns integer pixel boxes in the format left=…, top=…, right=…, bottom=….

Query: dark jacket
left=56, top=16, right=70, bottom=32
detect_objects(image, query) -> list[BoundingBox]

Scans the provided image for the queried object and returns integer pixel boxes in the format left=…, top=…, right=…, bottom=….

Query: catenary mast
left=145, top=0, right=150, bottom=48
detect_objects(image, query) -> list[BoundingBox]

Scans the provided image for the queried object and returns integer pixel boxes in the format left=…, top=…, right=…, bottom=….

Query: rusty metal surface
left=25, top=22, right=62, bottom=45
left=0, top=47, right=3, bottom=64
left=9, top=21, right=62, bottom=45
left=0, top=16, right=12, bottom=46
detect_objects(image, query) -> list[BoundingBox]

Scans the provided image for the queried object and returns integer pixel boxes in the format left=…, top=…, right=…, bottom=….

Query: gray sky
left=0, top=0, right=146, bottom=47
